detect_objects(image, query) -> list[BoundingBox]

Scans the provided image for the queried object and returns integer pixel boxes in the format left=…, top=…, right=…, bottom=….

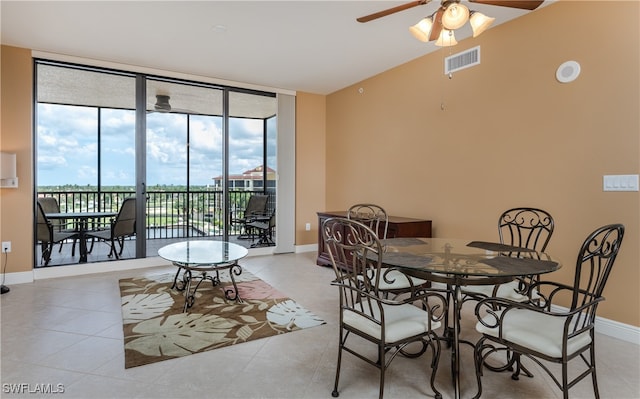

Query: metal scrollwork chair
left=474, top=224, right=624, bottom=399
left=347, top=203, right=389, bottom=239
left=347, top=203, right=429, bottom=297
left=322, top=217, right=446, bottom=399
left=463, top=207, right=555, bottom=302
left=457, top=207, right=556, bottom=376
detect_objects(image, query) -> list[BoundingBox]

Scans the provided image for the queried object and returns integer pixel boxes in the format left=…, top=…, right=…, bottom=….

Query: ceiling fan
left=357, top=0, right=544, bottom=44
left=148, top=94, right=196, bottom=114
left=153, top=94, right=172, bottom=112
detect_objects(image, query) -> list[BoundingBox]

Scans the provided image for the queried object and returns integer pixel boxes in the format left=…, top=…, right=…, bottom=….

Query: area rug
left=118, top=269, right=325, bottom=368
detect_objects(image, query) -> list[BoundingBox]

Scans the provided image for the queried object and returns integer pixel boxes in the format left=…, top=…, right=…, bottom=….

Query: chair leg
left=109, top=238, right=119, bottom=259
left=562, top=361, right=569, bottom=399
left=429, top=334, right=443, bottom=399
left=473, top=337, right=485, bottom=399
left=332, top=331, right=344, bottom=398
left=114, top=237, right=126, bottom=257
left=590, top=345, right=600, bottom=399
left=85, top=238, right=95, bottom=254
left=41, top=242, right=53, bottom=266
left=510, top=353, right=533, bottom=380
left=378, top=342, right=386, bottom=399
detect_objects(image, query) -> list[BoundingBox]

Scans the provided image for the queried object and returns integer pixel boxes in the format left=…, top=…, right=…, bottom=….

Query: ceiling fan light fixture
left=409, top=17, right=433, bottom=42
left=435, top=29, right=457, bottom=47
left=441, top=3, right=469, bottom=30
left=469, top=11, right=495, bottom=37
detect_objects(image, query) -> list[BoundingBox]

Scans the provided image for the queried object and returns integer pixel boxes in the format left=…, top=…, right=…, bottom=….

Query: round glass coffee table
left=158, top=240, right=249, bottom=312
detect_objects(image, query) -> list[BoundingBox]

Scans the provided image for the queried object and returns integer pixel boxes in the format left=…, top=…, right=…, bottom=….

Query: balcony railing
left=37, top=189, right=275, bottom=240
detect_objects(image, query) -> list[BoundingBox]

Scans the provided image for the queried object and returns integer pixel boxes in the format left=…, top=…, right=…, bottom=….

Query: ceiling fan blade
left=357, top=0, right=430, bottom=23
left=428, top=8, right=444, bottom=41
left=468, top=0, right=544, bottom=10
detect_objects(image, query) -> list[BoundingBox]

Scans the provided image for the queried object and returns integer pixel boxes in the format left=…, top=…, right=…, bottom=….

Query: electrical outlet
left=2, top=241, right=11, bottom=253
left=305, top=223, right=311, bottom=231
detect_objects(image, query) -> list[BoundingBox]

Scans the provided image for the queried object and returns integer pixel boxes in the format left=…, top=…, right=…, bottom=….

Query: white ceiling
left=1, top=1, right=550, bottom=95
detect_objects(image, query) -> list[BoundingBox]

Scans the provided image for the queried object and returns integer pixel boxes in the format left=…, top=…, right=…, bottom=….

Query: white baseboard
left=1, top=270, right=35, bottom=285
left=295, top=243, right=317, bottom=253
left=33, top=257, right=169, bottom=280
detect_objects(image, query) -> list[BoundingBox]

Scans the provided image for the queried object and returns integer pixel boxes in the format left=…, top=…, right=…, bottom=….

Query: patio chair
left=232, top=194, right=269, bottom=240
left=36, top=201, right=79, bottom=266
left=37, top=197, right=78, bottom=255
left=322, top=217, right=446, bottom=399
left=247, top=210, right=275, bottom=248
left=85, top=197, right=136, bottom=259
left=474, top=224, right=624, bottom=399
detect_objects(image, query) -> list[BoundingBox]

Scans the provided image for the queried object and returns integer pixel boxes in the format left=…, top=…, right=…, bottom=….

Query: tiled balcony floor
left=35, top=234, right=267, bottom=268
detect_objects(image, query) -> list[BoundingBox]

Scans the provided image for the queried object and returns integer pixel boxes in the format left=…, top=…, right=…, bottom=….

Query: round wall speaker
left=556, top=60, right=581, bottom=83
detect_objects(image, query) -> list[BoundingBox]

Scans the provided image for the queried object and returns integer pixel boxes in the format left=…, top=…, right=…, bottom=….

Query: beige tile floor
left=1, top=251, right=639, bottom=399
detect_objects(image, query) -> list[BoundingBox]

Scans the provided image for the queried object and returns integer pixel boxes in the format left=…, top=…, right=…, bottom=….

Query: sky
left=37, top=103, right=276, bottom=187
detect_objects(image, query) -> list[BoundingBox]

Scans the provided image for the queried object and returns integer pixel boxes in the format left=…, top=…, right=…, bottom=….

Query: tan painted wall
left=1, top=45, right=33, bottom=275
left=295, top=92, right=326, bottom=245
left=325, top=1, right=639, bottom=326
left=1, top=1, right=638, bottom=327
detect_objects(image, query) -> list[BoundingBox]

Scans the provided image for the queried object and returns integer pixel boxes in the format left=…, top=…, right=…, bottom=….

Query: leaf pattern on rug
left=125, top=312, right=239, bottom=357
left=119, top=270, right=325, bottom=368
left=266, top=299, right=326, bottom=330
left=119, top=274, right=177, bottom=295
left=121, top=293, right=174, bottom=324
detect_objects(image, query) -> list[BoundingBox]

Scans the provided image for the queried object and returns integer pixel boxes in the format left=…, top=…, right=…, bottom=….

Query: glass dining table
left=379, top=237, right=562, bottom=399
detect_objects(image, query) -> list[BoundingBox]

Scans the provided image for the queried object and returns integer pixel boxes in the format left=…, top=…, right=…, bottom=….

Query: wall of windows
left=35, top=60, right=279, bottom=266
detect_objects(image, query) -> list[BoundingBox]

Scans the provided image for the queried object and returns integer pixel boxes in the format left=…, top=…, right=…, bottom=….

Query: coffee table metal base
left=171, top=262, right=243, bottom=312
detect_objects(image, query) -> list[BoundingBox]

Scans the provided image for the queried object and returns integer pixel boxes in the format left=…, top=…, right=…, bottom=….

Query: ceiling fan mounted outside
left=150, top=94, right=202, bottom=115
left=154, top=94, right=172, bottom=112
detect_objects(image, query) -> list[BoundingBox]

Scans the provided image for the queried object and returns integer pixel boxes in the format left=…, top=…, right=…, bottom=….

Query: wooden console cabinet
left=316, top=211, right=432, bottom=268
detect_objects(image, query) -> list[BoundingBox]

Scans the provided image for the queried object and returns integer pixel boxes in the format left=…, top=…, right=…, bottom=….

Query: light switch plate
left=603, top=175, right=639, bottom=191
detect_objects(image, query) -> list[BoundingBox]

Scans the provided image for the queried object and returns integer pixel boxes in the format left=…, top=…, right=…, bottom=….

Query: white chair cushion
left=463, top=280, right=539, bottom=302
left=358, top=269, right=428, bottom=291
left=476, top=308, right=592, bottom=358
left=376, top=269, right=428, bottom=291
left=344, top=303, right=441, bottom=343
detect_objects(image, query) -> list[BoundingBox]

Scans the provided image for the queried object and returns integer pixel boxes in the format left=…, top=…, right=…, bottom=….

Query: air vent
left=444, top=46, right=480, bottom=74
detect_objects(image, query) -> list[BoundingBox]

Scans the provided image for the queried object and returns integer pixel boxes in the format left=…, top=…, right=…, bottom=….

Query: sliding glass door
left=228, top=90, right=277, bottom=240
left=145, top=78, right=224, bottom=248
